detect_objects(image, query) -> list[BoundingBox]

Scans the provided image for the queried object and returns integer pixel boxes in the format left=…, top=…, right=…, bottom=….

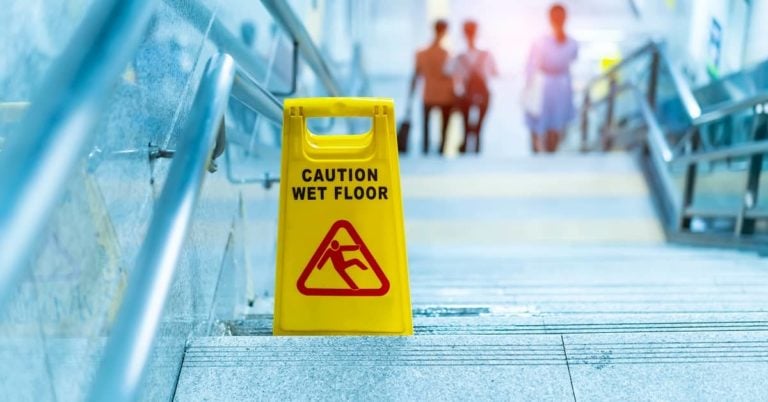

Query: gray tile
left=565, top=332, right=768, bottom=401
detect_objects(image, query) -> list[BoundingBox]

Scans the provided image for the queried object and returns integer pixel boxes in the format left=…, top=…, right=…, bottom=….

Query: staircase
left=172, top=154, right=768, bottom=400
left=5, top=0, right=768, bottom=399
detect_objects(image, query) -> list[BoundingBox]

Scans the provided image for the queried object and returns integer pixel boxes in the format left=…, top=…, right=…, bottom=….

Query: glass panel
left=200, top=0, right=295, bottom=91
left=691, top=167, right=747, bottom=212
left=694, top=59, right=768, bottom=112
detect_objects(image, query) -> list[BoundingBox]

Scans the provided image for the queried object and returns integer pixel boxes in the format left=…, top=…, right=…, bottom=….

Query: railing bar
left=0, top=0, right=157, bottom=309
left=672, top=140, right=768, bottom=166
left=585, top=41, right=656, bottom=88
left=231, top=71, right=283, bottom=125
left=630, top=83, right=768, bottom=165
left=585, top=41, right=703, bottom=122
left=87, top=54, right=236, bottom=402
left=585, top=83, right=636, bottom=108
left=656, top=46, right=702, bottom=120
left=261, top=0, right=342, bottom=97
left=694, top=92, right=768, bottom=125
left=633, top=87, right=675, bottom=163
left=631, top=87, right=682, bottom=219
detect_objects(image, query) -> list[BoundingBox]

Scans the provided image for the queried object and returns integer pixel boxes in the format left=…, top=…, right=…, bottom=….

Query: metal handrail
left=656, top=45, right=702, bottom=120
left=585, top=41, right=656, bottom=87
left=585, top=41, right=702, bottom=121
left=586, top=41, right=767, bottom=127
left=672, top=139, right=768, bottom=166
left=261, top=0, right=342, bottom=97
left=2, top=0, right=347, bottom=396
left=87, top=54, right=236, bottom=402
left=632, top=86, right=674, bottom=163
left=612, top=83, right=768, bottom=166
left=1, top=0, right=343, bottom=397
left=231, top=71, right=283, bottom=124
left=0, top=0, right=157, bottom=308
left=85, top=39, right=287, bottom=401
left=584, top=40, right=768, bottom=245
left=695, top=91, right=768, bottom=125
left=0, top=0, right=330, bottom=312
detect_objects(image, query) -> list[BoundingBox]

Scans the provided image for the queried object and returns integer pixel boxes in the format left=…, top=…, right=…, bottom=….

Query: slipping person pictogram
left=317, top=240, right=368, bottom=290
left=296, top=220, right=390, bottom=296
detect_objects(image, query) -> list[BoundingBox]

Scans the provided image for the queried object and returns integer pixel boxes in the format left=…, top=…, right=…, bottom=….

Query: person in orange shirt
left=409, top=19, right=455, bottom=155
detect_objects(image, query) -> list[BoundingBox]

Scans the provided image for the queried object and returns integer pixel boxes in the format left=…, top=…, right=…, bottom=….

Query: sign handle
left=285, top=98, right=395, bottom=160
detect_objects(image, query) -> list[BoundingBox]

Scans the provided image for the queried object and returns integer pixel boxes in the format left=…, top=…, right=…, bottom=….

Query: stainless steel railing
left=1, top=0, right=349, bottom=399
left=85, top=47, right=285, bottom=402
left=582, top=41, right=768, bottom=248
left=0, top=0, right=336, bottom=308
left=88, top=53, right=236, bottom=402
left=86, top=1, right=348, bottom=399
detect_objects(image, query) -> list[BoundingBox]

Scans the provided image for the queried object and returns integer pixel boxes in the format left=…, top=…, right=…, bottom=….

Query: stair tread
left=175, top=332, right=768, bottom=401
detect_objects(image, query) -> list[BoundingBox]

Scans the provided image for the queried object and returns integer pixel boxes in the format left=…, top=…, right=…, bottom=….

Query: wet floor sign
left=273, top=98, right=412, bottom=335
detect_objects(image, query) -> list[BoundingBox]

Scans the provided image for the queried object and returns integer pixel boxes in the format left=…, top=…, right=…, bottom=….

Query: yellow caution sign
left=273, top=97, right=413, bottom=335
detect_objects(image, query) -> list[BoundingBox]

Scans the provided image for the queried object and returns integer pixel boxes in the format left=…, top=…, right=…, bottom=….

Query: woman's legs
left=531, top=131, right=542, bottom=153
left=459, top=100, right=489, bottom=153
left=422, top=104, right=436, bottom=154
left=459, top=100, right=471, bottom=154
left=545, top=130, right=561, bottom=153
left=438, top=104, right=452, bottom=155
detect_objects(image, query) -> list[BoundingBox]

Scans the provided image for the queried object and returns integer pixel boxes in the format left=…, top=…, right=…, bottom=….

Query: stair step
left=175, top=332, right=768, bottom=401
left=223, top=313, right=768, bottom=336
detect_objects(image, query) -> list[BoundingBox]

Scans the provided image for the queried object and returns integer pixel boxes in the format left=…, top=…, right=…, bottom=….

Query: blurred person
left=409, top=19, right=455, bottom=155
left=524, top=4, right=578, bottom=153
left=448, top=20, right=498, bottom=154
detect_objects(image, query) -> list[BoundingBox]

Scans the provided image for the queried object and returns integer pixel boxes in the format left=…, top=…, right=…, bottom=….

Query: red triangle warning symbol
left=297, top=220, right=390, bottom=296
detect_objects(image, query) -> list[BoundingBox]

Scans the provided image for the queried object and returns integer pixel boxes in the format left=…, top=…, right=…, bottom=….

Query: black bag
left=397, top=104, right=412, bottom=153
left=397, top=119, right=410, bottom=153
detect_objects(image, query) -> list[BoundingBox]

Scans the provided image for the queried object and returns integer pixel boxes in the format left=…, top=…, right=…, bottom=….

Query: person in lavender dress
left=525, top=4, right=578, bottom=153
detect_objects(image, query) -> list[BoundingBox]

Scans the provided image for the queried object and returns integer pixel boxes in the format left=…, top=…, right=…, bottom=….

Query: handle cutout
left=306, top=117, right=373, bottom=136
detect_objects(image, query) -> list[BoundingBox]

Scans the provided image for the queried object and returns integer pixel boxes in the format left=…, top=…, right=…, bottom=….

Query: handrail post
left=679, top=130, right=700, bottom=231
left=580, top=92, right=590, bottom=152
left=87, top=54, right=235, bottom=402
left=737, top=112, right=767, bottom=235
left=601, top=76, right=618, bottom=151
left=648, top=48, right=660, bottom=110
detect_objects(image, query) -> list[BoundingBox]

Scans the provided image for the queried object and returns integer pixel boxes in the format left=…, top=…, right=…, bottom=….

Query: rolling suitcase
left=397, top=107, right=411, bottom=153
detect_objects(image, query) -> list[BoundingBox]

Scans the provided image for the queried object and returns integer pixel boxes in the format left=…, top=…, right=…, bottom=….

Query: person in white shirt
left=447, top=20, right=498, bottom=154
